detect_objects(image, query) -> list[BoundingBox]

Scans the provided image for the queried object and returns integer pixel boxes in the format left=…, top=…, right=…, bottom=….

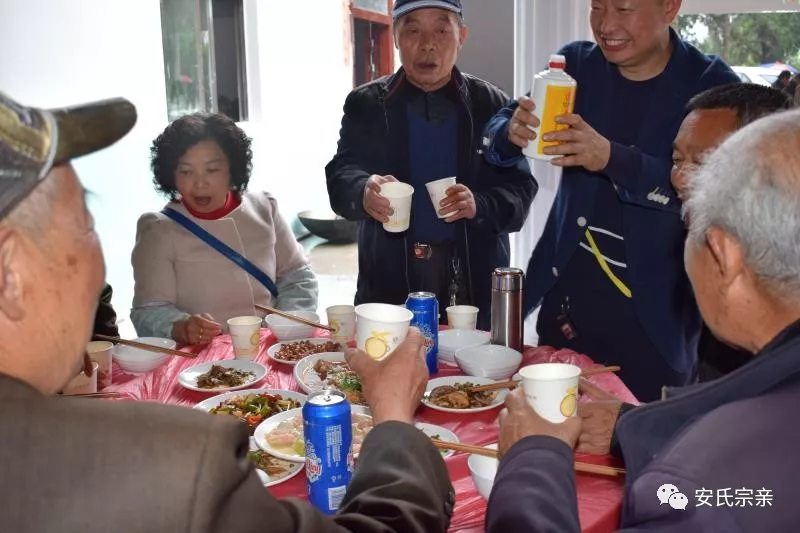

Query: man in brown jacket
left=0, top=92, right=454, bottom=531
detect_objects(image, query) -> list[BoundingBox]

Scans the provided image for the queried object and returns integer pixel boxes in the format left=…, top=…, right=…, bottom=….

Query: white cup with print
left=86, top=340, right=113, bottom=389
left=326, top=305, right=356, bottom=343
left=518, top=363, right=581, bottom=423
left=380, top=182, right=414, bottom=232
left=227, top=316, right=263, bottom=359
left=355, top=303, right=414, bottom=360
left=425, top=177, right=457, bottom=219
left=62, top=362, right=99, bottom=396
left=446, top=305, right=479, bottom=330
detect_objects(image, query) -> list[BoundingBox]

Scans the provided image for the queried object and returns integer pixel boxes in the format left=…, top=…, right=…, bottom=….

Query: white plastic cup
left=446, top=305, right=479, bottom=330
left=86, top=340, right=113, bottom=389
left=355, top=303, right=414, bottom=360
left=518, top=363, right=581, bottom=423
left=227, top=316, right=263, bottom=359
left=425, top=177, right=457, bottom=219
left=380, top=182, right=414, bottom=232
left=62, top=362, right=99, bottom=395
left=326, top=305, right=356, bottom=343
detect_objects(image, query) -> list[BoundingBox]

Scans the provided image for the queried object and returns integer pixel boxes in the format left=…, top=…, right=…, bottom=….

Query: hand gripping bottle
left=522, top=54, right=577, bottom=161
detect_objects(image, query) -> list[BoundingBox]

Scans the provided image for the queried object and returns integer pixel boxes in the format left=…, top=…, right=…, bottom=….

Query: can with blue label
left=303, top=390, right=353, bottom=514
left=405, top=291, right=439, bottom=375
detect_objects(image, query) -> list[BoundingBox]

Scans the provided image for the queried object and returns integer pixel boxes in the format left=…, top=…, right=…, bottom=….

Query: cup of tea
left=86, top=340, right=113, bottom=389
left=446, top=305, right=479, bottom=330
left=425, top=177, right=457, bottom=219
left=62, top=362, right=99, bottom=396
left=518, top=363, right=581, bottom=423
left=227, top=316, right=263, bottom=359
left=326, top=305, right=356, bottom=343
left=354, top=303, right=413, bottom=360
left=380, top=182, right=414, bottom=233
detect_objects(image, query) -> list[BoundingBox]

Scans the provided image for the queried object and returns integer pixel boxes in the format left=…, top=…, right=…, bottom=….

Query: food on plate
left=275, top=340, right=341, bottom=362
left=247, top=449, right=293, bottom=478
left=312, top=359, right=367, bottom=405
left=265, top=413, right=373, bottom=457
left=209, top=393, right=301, bottom=434
left=428, top=383, right=499, bottom=409
left=196, top=364, right=255, bottom=389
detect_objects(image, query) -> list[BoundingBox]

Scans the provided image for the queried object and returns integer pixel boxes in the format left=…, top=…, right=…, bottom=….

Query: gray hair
left=684, top=109, right=800, bottom=299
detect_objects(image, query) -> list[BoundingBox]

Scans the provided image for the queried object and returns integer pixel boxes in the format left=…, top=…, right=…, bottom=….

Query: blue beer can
left=405, top=291, right=439, bottom=374
left=303, top=390, right=353, bottom=514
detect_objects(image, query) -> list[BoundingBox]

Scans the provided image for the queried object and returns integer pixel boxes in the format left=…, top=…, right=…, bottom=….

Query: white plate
left=178, top=360, right=267, bottom=393
left=422, top=376, right=508, bottom=414
left=250, top=449, right=305, bottom=487
left=415, top=422, right=459, bottom=458
left=266, top=338, right=344, bottom=366
left=193, top=388, right=308, bottom=412
left=254, top=405, right=372, bottom=462
left=438, top=329, right=491, bottom=364
left=293, top=352, right=348, bottom=394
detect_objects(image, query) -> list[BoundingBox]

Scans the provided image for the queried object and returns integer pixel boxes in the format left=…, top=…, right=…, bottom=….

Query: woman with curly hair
left=131, top=113, right=318, bottom=345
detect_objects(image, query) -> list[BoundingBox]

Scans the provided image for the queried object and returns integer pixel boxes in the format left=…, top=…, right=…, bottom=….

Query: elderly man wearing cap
left=0, top=94, right=453, bottom=531
left=326, top=0, right=535, bottom=330
left=488, top=108, right=800, bottom=531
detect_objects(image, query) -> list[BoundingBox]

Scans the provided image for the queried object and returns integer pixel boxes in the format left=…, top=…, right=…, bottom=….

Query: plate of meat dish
left=194, top=388, right=307, bottom=435
left=178, top=360, right=267, bottom=393
left=254, top=405, right=373, bottom=462
left=266, top=338, right=343, bottom=365
left=422, top=376, right=508, bottom=414
left=292, top=352, right=367, bottom=406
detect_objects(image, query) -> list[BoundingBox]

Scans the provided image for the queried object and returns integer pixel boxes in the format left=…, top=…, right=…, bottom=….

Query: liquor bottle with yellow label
left=522, top=54, right=577, bottom=161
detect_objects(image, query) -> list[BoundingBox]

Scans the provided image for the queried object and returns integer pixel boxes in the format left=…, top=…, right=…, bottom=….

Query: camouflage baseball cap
left=0, top=92, right=137, bottom=221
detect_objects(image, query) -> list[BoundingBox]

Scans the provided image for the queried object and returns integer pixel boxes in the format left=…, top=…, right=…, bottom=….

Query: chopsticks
left=430, top=439, right=626, bottom=477
left=93, top=334, right=196, bottom=358
left=468, top=366, right=621, bottom=394
left=255, top=304, right=335, bottom=332
left=64, top=391, right=129, bottom=399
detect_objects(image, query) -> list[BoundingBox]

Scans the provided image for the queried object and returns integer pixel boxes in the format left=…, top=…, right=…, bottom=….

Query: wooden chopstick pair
left=430, top=439, right=626, bottom=477
left=468, top=366, right=621, bottom=394
left=93, top=334, right=196, bottom=358
left=255, top=303, right=335, bottom=332
left=65, top=391, right=128, bottom=399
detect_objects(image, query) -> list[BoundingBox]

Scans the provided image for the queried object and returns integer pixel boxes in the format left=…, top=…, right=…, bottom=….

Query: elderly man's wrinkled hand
left=345, top=327, right=428, bottom=425
left=440, top=184, right=477, bottom=222
left=498, top=388, right=581, bottom=458
left=576, top=378, right=622, bottom=455
left=543, top=114, right=611, bottom=172
left=362, top=174, right=397, bottom=223
left=507, top=96, right=540, bottom=149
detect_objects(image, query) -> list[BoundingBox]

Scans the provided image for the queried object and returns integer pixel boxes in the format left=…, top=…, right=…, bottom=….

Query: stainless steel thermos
left=490, top=267, right=524, bottom=352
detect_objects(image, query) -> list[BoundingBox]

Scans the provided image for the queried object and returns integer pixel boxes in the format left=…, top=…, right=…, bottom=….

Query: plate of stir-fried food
left=178, top=360, right=267, bottom=392
left=194, top=389, right=307, bottom=435
left=292, top=352, right=368, bottom=406
left=248, top=444, right=304, bottom=487
left=422, top=376, right=507, bottom=413
left=266, top=338, right=343, bottom=365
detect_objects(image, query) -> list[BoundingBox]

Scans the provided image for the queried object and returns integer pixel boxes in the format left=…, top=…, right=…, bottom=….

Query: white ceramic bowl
left=438, top=329, right=491, bottom=364
left=455, top=344, right=522, bottom=380
left=468, top=443, right=498, bottom=500
left=112, top=337, right=175, bottom=373
left=265, top=311, right=320, bottom=341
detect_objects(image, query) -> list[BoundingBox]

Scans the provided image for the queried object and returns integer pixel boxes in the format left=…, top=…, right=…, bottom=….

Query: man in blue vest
left=481, top=0, right=739, bottom=401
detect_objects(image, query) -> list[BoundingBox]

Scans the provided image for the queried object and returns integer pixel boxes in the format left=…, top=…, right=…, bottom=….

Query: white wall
left=241, top=0, right=354, bottom=223
left=0, top=0, right=169, bottom=332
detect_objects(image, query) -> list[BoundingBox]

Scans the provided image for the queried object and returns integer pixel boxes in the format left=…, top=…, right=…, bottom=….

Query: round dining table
left=104, top=328, right=636, bottom=532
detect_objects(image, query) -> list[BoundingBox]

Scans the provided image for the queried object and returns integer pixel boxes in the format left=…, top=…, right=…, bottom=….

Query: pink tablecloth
left=105, top=330, right=636, bottom=532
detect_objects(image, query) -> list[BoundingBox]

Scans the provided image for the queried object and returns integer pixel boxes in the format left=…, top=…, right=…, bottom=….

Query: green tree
left=675, top=13, right=800, bottom=67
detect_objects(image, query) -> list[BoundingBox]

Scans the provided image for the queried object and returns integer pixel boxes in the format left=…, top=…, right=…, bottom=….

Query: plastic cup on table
left=445, top=305, right=479, bottom=330
left=354, top=303, right=413, bottom=360
left=86, top=340, right=113, bottom=389
left=379, top=182, right=414, bottom=232
left=326, top=304, right=356, bottom=344
left=518, top=363, right=581, bottom=423
left=227, top=316, right=263, bottom=360
left=425, top=176, right=457, bottom=219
